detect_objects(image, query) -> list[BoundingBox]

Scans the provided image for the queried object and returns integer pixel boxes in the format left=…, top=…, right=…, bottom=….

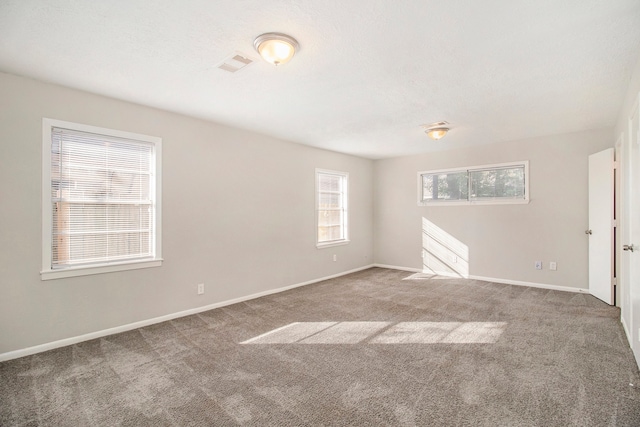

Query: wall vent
left=216, top=53, right=254, bottom=73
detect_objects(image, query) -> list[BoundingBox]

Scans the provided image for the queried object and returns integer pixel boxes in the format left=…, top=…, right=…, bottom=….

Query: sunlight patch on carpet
left=241, top=322, right=507, bottom=344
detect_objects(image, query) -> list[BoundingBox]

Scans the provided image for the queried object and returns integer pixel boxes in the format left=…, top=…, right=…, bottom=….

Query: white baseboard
left=372, top=263, right=588, bottom=294
left=621, top=316, right=631, bottom=346
left=468, top=274, right=588, bottom=294
left=0, top=264, right=375, bottom=362
left=373, top=263, right=422, bottom=273
left=620, top=316, right=640, bottom=370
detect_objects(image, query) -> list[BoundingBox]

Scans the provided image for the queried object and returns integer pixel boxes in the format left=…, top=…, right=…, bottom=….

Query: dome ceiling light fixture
left=253, top=32, right=299, bottom=66
left=421, top=121, right=450, bottom=140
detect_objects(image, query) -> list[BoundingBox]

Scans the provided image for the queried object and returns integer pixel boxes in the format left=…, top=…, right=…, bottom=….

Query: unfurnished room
left=1, top=1, right=640, bottom=426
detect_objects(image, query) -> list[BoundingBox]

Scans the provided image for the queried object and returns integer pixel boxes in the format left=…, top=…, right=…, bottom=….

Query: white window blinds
left=50, top=127, right=156, bottom=268
left=316, top=170, right=348, bottom=246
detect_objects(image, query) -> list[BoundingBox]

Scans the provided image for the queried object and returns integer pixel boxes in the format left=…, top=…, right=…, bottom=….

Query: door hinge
left=612, top=277, right=617, bottom=286
left=613, top=219, right=617, bottom=227
left=613, top=160, right=619, bottom=169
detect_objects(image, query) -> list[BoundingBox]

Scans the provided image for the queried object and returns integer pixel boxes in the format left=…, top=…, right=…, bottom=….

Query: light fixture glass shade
left=254, top=33, right=299, bottom=66
left=426, top=128, right=449, bottom=140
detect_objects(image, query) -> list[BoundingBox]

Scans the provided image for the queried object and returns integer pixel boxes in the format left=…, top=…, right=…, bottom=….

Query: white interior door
left=624, top=97, right=640, bottom=359
left=588, top=148, right=614, bottom=304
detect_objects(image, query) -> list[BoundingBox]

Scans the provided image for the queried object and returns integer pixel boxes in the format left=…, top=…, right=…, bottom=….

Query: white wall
left=1, top=65, right=636, bottom=360
left=615, top=52, right=640, bottom=365
left=0, top=72, right=374, bottom=356
left=373, top=131, right=613, bottom=289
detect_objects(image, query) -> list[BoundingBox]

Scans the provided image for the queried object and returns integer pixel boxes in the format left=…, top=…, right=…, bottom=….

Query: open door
left=621, top=95, right=640, bottom=362
left=588, top=148, right=614, bottom=305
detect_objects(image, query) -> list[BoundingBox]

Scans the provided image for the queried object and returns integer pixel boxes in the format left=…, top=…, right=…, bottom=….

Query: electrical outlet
left=535, top=261, right=542, bottom=270
left=452, top=255, right=458, bottom=263
left=549, top=261, right=557, bottom=271
left=421, top=250, right=425, bottom=258
left=333, top=254, right=337, bottom=262
left=197, top=283, right=204, bottom=295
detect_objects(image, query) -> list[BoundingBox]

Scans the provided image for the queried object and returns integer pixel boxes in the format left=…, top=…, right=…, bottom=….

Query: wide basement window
left=316, top=169, right=349, bottom=248
left=42, top=119, right=162, bottom=280
left=418, top=161, right=529, bottom=205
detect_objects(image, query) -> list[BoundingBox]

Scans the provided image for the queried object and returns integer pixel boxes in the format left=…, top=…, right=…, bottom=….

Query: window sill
left=316, top=240, right=350, bottom=249
left=418, top=198, right=530, bottom=207
left=41, top=259, right=163, bottom=281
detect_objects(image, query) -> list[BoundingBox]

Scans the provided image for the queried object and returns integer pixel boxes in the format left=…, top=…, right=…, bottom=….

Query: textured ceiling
left=1, top=0, right=640, bottom=159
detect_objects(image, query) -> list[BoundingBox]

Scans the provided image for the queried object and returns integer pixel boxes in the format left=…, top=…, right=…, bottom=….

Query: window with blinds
left=316, top=169, right=349, bottom=247
left=42, top=119, right=162, bottom=279
left=418, top=161, right=529, bottom=205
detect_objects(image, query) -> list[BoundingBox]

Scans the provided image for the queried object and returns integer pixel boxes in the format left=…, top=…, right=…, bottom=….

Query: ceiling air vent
left=216, top=53, right=254, bottom=73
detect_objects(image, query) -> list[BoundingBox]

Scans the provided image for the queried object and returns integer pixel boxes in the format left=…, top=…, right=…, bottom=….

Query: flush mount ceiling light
left=254, top=32, right=299, bottom=66
left=426, top=128, right=449, bottom=140
left=421, top=121, right=450, bottom=140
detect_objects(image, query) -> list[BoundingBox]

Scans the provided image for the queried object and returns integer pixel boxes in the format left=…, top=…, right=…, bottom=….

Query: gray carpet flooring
left=2, top=267, right=640, bottom=426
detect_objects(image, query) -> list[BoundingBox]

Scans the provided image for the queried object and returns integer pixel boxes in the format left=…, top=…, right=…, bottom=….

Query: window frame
left=315, top=168, right=349, bottom=248
left=417, top=160, right=529, bottom=206
left=41, top=118, right=163, bottom=280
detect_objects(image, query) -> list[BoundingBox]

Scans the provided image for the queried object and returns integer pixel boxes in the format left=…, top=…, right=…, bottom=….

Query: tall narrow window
left=316, top=169, right=349, bottom=247
left=42, top=119, right=162, bottom=280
